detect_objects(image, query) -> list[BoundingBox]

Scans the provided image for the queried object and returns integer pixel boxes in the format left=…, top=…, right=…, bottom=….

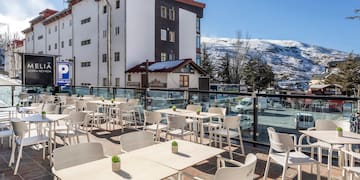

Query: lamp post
left=68, top=56, right=75, bottom=87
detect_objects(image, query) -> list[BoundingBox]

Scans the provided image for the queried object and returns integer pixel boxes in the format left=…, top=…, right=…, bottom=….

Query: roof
left=43, top=8, right=72, bottom=25
left=126, top=59, right=207, bottom=75
left=176, top=0, right=206, bottom=8
left=29, top=9, right=58, bottom=25
left=310, top=84, right=343, bottom=90
left=22, top=27, right=33, bottom=34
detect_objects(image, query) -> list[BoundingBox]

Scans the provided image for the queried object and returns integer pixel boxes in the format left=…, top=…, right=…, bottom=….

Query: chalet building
left=21, top=0, right=205, bottom=87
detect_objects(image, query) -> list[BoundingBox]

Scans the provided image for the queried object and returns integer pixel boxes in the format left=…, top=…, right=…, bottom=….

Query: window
left=103, top=5, right=107, bottom=14
left=161, top=29, right=167, bottom=41
left=48, top=45, right=51, bottom=51
left=115, top=78, right=120, bottom=87
left=69, top=19, right=72, bottom=26
left=169, top=7, right=175, bottom=21
left=196, top=34, right=201, bottom=49
left=81, top=39, right=91, bottom=46
left=37, top=35, right=43, bottom=40
left=69, top=39, right=72, bottom=46
left=54, top=43, right=57, bottom=49
left=32, top=35, right=34, bottom=40
left=161, top=52, right=167, bottom=61
left=115, top=26, right=120, bottom=35
left=103, top=78, right=108, bottom=86
left=48, top=28, right=51, bottom=34
left=102, top=54, right=107, bottom=63
left=103, top=30, right=107, bottom=38
left=169, top=53, right=175, bottom=60
left=62, top=23, right=64, bottom=29
left=179, top=75, right=189, bottom=87
left=61, top=41, right=64, bottom=48
left=81, top=62, right=91, bottom=67
left=127, top=74, right=131, bottom=81
left=169, top=31, right=175, bottom=42
left=160, top=6, right=167, bottom=19
left=81, top=17, right=91, bottom=24
left=196, top=18, right=200, bottom=33
left=114, top=52, right=120, bottom=61
left=55, top=25, right=57, bottom=32
left=116, top=0, right=120, bottom=9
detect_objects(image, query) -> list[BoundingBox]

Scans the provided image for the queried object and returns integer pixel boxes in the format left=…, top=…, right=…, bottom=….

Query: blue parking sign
left=57, top=62, right=71, bottom=86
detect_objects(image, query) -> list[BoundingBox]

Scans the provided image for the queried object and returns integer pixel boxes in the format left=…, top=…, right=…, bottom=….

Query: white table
left=22, top=114, right=68, bottom=163
left=55, top=154, right=178, bottom=180
left=130, top=140, right=225, bottom=171
left=299, top=130, right=360, bottom=179
left=155, top=108, right=220, bottom=144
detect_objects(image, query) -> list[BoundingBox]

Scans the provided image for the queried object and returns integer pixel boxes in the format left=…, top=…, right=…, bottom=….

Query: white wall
left=167, top=72, right=200, bottom=89
left=179, top=8, right=196, bottom=62
left=24, top=32, right=34, bottom=53
left=59, top=15, right=73, bottom=61
left=33, top=23, right=46, bottom=54
left=126, top=0, right=155, bottom=69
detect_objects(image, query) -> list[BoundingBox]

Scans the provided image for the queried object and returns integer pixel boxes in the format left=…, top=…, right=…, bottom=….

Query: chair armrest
left=216, top=155, right=244, bottom=168
left=341, top=148, right=360, bottom=159
left=289, top=134, right=297, bottom=146
left=307, top=127, right=316, bottom=131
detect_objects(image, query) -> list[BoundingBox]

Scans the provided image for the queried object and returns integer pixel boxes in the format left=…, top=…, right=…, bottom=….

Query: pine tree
left=201, top=43, right=214, bottom=80
left=219, top=52, right=231, bottom=84
left=243, top=56, right=274, bottom=92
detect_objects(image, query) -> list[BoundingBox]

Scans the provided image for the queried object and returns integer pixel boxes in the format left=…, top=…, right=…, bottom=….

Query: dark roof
left=176, top=0, right=206, bottom=8
left=126, top=59, right=207, bottom=75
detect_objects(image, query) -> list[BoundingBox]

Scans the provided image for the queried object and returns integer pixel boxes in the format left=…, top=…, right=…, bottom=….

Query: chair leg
left=318, top=147, right=322, bottom=163
left=316, top=163, right=320, bottom=180
left=310, top=146, right=314, bottom=174
left=342, top=168, right=346, bottom=180
left=297, top=165, right=302, bottom=180
left=238, top=129, right=245, bottom=156
left=9, top=140, right=16, bottom=167
left=42, top=142, right=46, bottom=160
left=219, top=135, right=223, bottom=149
left=76, top=135, right=80, bottom=144
left=263, top=156, right=271, bottom=180
left=226, top=135, right=233, bottom=160
left=14, top=145, right=23, bottom=175
left=281, top=165, right=287, bottom=180
left=86, top=133, right=90, bottom=142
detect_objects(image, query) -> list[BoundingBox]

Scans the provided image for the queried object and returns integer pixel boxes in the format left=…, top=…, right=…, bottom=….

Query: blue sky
left=201, top=0, right=360, bottom=53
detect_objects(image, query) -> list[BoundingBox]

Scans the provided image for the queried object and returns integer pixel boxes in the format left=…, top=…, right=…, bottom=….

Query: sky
left=0, top=0, right=359, bottom=53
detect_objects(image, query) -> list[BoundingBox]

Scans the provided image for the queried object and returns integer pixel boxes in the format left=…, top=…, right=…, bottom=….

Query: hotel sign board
left=22, top=54, right=55, bottom=86
left=57, top=62, right=71, bottom=86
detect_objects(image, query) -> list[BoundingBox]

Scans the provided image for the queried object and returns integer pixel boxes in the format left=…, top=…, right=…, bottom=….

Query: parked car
left=231, top=97, right=268, bottom=113
left=295, top=112, right=315, bottom=130
left=238, top=114, right=252, bottom=130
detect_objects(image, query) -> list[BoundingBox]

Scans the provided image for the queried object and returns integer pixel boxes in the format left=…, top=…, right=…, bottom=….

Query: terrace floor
left=0, top=125, right=345, bottom=180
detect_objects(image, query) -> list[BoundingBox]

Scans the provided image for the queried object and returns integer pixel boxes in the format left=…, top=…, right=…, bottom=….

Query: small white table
left=55, top=154, right=178, bottom=180
left=130, top=140, right=225, bottom=171
left=22, top=114, right=68, bottom=163
left=155, top=108, right=220, bottom=144
left=299, top=130, right=360, bottom=179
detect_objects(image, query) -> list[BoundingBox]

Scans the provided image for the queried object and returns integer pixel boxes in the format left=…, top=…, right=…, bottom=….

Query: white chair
left=86, top=102, right=107, bottom=131
left=264, top=127, right=320, bottom=180
left=9, top=120, right=50, bottom=175
left=203, top=107, right=226, bottom=145
left=166, top=116, right=194, bottom=141
left=341, top=148, right=360, bottom=180
left=212, top=116, right=245, bottom=159
left=54, top=111, right=90, bottom=146
left=52, top=142, right=105, bottom=178
left=185, top=104, right=201, bottom=131
left=42, top=103, right=57, bottom=114
left=303, top=120, right=350, bottom=166
left=143, top=110, right=167, bottom=141
left=0, top=123, right=12, bottom=147
left=215, top=153, right=257, bottom=180
left=75, top=100, right=86, bottom=111
left=115, top=97, right=127, bottom=103
left=119, top=131, right=156, bottom=152
left=118, top=103, right=137, bottom=128
left=127, top=99, right=139, bottom=106
left=18, top=93, right=30, bottom=106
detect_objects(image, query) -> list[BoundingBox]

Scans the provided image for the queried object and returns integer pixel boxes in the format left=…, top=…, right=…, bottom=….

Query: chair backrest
left=75, top=100, right=86, bottom=111
left=115, top=97, right=127, bottom=103
left=267, top=127, right=294, bottom=152
left=118, top=103, right=132, bottom=112
left=62, top=107, right=74, bottom=114
left=69, top=111, right=87, bottom=125
left=119, top=131, right=155, bottom=152
left=167, top=116, right=187, bottom=130
left=11, top=119, right=28, bottom=138
left=19, top=93, right=29, bottom=100
left=224, top=116, right=241, bottom=129
left=42, top=104, right=57, bottom=113
left=315, top=120, right=350, bottom=131
left=186, top=104, right=201, bottom=112
left=208, top=107, right=226, bottom=118
left=86, top=102, right=98, bottom=112
left=144, top=110, right=162, bottom=124
left=214, top=153, right=257, bottom=180
left=128, top=99, right=139, bottom=106
left=52, top=142, right=105, bottom=170
left=66, top=97, right=75, bottom=105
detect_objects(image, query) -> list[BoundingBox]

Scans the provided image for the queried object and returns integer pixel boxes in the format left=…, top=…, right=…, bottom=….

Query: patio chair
left=185, top=104, right=201, bottom=131
left=52, top=142, right=105, bottom=179
left=75, top=100, right=86, bottom=111
left=119, top=131, right=156, bottom=152
left=203, top=107, right=226, bottom=145
left=86, top=102, right=108, bottom=131
left=117, top=103, right=137, bottom=128
left=303, top=120, right=350, bottom=166
left=42, top=103, right=57, bottom=114
left=54, top=111, right=90, bottom=147
left=264, top=127, right=320, bottom=180
left=18, top=93, right=30, bottom=106
left=341, top=148, right=360, bottom=180
left=212, top=116, right=245, bottom=159
left=9, top=119, right=50, bottom=175
left=0, top=123, right=12, bottom=147
left=166, top=116, right=194, bottom=142
left=143, top=110, right=167, bottom=141
left=214, top=153, right=257, bottom=180
left=115, top=97, right=127, bottom=103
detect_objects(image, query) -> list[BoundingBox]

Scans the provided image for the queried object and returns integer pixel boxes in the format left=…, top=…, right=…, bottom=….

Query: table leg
left=200, top=120, right=204, bottom=144
left=49, top=122, right=53, bottom=165
left=328, top=144, right=333, bottom=180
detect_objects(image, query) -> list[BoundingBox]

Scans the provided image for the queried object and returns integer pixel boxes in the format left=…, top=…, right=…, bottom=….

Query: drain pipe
left=104, top=0, right=112, bottom=86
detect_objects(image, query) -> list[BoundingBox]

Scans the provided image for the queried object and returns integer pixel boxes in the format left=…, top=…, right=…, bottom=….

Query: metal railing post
left=112, top=87, right=116, bottom=99
left=90, top=86, right=93, bottom=95
left=144, top=88, right=148, bottom=110
left=11, top=85, right=15, bottom=106
left=252, top=94, right=258, bottom=146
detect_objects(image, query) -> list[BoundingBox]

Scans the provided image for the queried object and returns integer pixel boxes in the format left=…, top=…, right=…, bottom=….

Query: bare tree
left=230, top=31, right=251, bottom=84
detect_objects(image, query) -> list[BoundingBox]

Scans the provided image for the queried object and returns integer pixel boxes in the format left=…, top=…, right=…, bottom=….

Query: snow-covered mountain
left=202, top=37, right=349, bottom=82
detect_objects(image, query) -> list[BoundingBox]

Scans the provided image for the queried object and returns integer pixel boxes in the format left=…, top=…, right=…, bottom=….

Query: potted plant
left=196, top=108, right=201, bottom=115
left=41, top=111, right=46, bottom=119
left=336, top=127, right=343, bottom=137
left=111, top=155, right=121, bottom=171
left=172, top=105, right=176, bottom=112
left=111, top=98, right=114, bottom=103
left=172, top=141, right=178, bottom=153
left=101, top=97, right=105, bottom=102
left=16, top=104, right=19, bottom=111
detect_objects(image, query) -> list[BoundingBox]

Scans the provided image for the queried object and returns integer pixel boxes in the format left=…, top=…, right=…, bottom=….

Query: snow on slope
left=202, top=37, right=349, bottom=81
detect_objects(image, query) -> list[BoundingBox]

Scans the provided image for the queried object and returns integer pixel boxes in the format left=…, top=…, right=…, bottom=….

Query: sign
left=57, top=62, right=71, bottom=86
left=22, top=54, right=55, bottom=86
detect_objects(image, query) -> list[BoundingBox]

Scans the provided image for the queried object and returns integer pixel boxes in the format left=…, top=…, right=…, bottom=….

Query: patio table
left=155, top=108, right=219, bottom=144
left=299, top=130, right=360, bottom=179
left=55, top=153, right=178, bottom=180
left=22, top=114, right=68, bottom=163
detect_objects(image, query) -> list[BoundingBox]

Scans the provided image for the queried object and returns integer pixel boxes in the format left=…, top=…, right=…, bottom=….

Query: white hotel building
left=22, top=0, right=205, bottom=88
